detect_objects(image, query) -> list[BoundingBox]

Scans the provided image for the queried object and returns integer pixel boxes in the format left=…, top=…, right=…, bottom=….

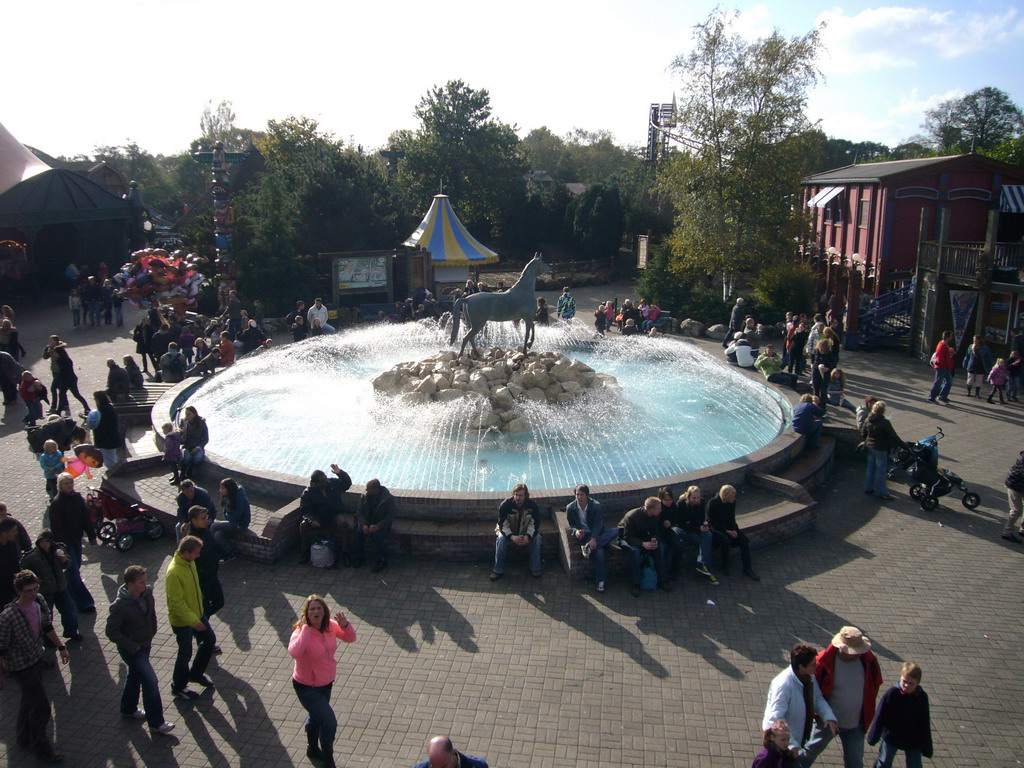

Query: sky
left=4, top=0, right=1023, bottom=159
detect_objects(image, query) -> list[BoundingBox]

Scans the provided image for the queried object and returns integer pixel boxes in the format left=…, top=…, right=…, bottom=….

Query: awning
left=1001, top=185, right=1024, bottom=213
left=806, top=186, right=840, bottom=207
left=813, top=186, right=843, bottom=208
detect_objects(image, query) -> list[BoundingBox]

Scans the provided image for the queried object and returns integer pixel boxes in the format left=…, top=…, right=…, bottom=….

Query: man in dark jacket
left=1002, top=450, right=1024, bottom=542
left=707, top=485, right=760, bottom=581
left=352, top=479, right=395, bottom=573
left=175, top=480, right=217, bottom=538
left=0, top=502, right=31, bottom=551
left=180, top=506, right=224, bottom=621
left=412, top=735, right=488, bottom=768
left=19, top=530, right=81, bottom=642
left=618, top=497, right=671, bottom=597
left=0, top=517, right=26, bottom=606
left=105, top=565, right=174, bottom=735
left=566, top=484, right=616, bottom=593
left=490, top=482, right=543, bottom=581
left=298, top=465, right=352, bottom=565
left=105, top=358, right=131, bottom=402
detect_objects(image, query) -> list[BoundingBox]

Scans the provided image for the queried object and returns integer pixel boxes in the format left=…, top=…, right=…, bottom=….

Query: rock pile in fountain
left=371, top=347, right=618, bottom=432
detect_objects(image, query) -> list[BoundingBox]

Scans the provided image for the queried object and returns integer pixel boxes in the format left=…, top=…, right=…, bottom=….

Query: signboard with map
left=336, top=255, right=388, bottom=291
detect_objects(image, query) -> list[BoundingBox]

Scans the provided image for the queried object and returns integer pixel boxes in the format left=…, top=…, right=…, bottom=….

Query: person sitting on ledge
left=617, top=496, right=671, bottom=597
left=726, top=332, right=756, bottom=369
left=792, top=394, right=825, bottom=449
left=490, top=482, right=543, bottom=581
left=707, top=485, right=759, bottom=581
left=565, top=484, right=617, bottom=593
left=352, top=479, right=395, bottom=573
left=621, top=318, right=640, bottom=337
left=105, top=358, right=131, bottom=402
left=298, top=465, right=353, bottom=566
left=754, top=344, right=799, bottom=389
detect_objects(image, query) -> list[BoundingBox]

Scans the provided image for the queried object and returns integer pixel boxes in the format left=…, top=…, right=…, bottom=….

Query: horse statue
left=449, top=253, right=552, bottom=357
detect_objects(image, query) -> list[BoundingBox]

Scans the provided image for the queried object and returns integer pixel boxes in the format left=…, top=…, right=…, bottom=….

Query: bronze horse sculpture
left=448, top=253, right=552, bottom=357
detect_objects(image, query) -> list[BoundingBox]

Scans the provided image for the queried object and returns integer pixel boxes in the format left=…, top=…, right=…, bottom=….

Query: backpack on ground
left=310, top=540, right=336, bottom=569
left=640, top=555, right=658, bottom=590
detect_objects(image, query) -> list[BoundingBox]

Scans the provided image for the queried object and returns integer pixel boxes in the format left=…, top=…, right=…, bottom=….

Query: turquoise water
left=182, top=322, right=789, bottom=492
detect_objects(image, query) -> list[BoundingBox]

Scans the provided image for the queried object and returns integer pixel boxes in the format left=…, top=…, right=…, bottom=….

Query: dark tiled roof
left=803, top=155, right=964, bottom=184
left=0, top=168, right=132, bottom=218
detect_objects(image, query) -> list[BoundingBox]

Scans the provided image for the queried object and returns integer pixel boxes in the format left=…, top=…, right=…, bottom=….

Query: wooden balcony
left=920, top=241, right=1024, bottom=281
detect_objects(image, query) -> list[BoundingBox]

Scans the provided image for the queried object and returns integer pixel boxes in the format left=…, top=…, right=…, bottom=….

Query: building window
left=859, top=200, right=870, bottom=228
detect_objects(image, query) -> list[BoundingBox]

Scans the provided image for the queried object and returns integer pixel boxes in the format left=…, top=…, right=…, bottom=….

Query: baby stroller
left=87, top=484, right=165, bottom=551
left=901, top=428, right=980, bottom=512
left=887, top=428, right=942, bottom=480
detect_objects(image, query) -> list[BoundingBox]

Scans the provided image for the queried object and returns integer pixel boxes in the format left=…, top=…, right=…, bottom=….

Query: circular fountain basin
left=175, top=322, right=790, bottom=496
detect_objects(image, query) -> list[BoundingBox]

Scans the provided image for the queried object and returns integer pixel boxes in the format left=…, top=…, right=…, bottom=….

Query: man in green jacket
left=754, top=344, right=799, bottom=389
left=165, top=536, right=215, bottom=700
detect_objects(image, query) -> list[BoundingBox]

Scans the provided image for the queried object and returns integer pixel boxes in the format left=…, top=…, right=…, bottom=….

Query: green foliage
left=984, top=135, right=1024, bottom=166
left=566, top=183, right=624, bottom=258
left=750, top=260, right=818, bottom=319
left=661, top=11, right=821, bottom=279
left=922, top=87, right=1023, bottom=152
left=522, top=127, right=640, bottom=183
left=392, top=80, right=527, bottom=235
left=635, top=244, right=728, bottom=324
left=234, top=116, right=398, bottom=312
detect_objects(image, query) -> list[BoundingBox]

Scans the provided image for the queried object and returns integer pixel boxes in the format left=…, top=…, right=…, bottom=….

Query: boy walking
left=105, top=565, right=175, bottom=734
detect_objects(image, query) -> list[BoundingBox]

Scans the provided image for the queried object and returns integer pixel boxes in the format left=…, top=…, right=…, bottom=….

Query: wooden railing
left=920, top=240, right=1024, bottom=279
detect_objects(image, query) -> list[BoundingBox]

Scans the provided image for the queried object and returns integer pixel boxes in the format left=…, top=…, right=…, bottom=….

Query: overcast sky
left=5, top=0, right=1023, bottom=158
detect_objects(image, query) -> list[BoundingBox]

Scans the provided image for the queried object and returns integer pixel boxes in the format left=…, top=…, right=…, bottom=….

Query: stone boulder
left=679, top=318, right=706, bottom=338
left=706, top=324, right=729, bottom=341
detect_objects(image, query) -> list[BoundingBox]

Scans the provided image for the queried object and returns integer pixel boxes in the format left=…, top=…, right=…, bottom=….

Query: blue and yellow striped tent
left=402, top=194, right=499, bottom=265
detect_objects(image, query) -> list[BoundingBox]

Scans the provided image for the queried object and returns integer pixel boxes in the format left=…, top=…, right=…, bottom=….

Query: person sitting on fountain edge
left=566, top=484, right=617, bottom=593
left=490, top=483, right=543, bottom=581
left=351, top=479, right=395, bottom=573
left=298, top=465, right=353, bottom=567
left=617, top=497, right=671, bottom=597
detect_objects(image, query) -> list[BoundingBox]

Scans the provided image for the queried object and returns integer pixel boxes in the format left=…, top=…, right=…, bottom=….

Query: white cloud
left=887, top=86, right=964, bottom=117
left=816, top=5, right=1024, bottom=75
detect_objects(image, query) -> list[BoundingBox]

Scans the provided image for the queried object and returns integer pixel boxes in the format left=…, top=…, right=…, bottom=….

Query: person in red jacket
left=803, top=626, right=883, bottom=768
left=927, top=330, right=956, bottom=404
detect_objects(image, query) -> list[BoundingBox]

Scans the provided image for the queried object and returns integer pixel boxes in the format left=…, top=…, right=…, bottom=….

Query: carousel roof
left=402, top=194, right=499, bottom=265
left=0, top=121, right=50, bottom=197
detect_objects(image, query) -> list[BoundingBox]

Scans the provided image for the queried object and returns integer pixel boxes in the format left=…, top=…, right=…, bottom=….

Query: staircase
left=857, top=284, right=914, bottom=349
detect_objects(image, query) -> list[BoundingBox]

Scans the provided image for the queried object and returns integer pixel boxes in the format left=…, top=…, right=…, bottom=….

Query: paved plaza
left=1, top=288, right=1023, bottom=767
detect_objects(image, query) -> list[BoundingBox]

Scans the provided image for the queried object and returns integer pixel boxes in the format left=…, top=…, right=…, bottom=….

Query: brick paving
left=1, top=290, right=1022, bottom=767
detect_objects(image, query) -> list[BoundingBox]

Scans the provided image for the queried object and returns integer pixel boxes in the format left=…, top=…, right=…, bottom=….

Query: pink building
left=802, top=154, right=1024, bottom=350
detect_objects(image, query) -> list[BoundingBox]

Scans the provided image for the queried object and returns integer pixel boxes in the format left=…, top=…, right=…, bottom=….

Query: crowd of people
left=4, top=277, right=1021, bottom=767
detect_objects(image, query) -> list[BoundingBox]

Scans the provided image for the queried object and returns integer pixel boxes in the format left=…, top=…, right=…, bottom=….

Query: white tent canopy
left=0, top=121, right=49, bottom=197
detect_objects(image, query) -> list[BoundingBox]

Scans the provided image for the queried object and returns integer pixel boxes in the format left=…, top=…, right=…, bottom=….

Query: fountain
left=172, top=320, right=790, bottom=496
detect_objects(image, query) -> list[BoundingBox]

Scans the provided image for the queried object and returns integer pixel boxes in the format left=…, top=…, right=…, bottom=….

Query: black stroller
left=902, top=428, right=980, bottom=511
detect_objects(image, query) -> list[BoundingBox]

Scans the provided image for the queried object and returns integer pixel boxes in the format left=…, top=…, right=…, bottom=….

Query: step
left=766, top=436, right=835, bottom=490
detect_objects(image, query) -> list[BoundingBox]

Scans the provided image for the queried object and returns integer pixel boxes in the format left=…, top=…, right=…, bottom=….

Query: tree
left=393, top=80, right=527, bottom=236
left=234, top=116, right=400, bottom=311
left=198, top=100, right=258, bottom=152
left=922, top=87, right=1023, bottom=152
left=566, top=183, right=624, bottom=258
left=660, top=11, right=822, bottom=296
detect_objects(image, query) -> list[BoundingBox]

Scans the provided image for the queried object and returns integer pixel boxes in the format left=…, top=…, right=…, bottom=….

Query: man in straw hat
left=803, top=626, right=883, bottom=768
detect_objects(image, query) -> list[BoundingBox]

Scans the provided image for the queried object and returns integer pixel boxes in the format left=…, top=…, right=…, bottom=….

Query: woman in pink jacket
left=288, top=595, right=357, bottom=768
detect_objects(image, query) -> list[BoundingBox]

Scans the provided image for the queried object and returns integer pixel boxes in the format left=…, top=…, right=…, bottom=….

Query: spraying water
left=182, top=321, right=788, bottom=492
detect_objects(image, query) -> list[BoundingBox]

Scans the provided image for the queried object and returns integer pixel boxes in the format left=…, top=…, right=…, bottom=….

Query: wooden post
left=971, top=210, right=998, bottom=338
